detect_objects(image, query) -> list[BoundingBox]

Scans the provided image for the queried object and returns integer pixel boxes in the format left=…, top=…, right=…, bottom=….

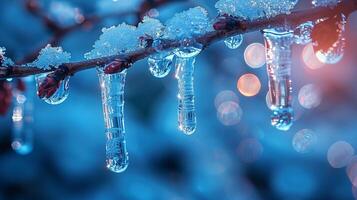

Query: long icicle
left=11, top=76, right=35, bottom=155
left=263, top=28, right=294, bottom=131
left=97, top=68, right=129, bottom=173
left=175, top=56, right=197, bottom=135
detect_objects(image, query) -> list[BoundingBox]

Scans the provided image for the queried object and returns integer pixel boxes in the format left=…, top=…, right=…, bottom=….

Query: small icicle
left=263, top=28, right=294, bottom=131
left=11, top=76, right=35, bottom=155
left=174, top=40, right=202, bottom=135
left=224, top=35, right=243, bottom=49
left=97, top=67, right=129, bottom=173
left=35, top=73, right=70, bottom=105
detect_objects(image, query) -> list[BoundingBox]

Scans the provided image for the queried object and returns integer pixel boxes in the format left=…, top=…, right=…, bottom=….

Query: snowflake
left=164, top=6, right=212, bottom=39
left=32, top=45, right=71, bottom=69
left=215, top=0, right=299, bottom=20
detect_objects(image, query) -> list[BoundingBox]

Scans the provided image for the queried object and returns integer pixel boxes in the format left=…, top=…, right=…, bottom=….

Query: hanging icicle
left=11, top=77, right=35, bottom=155
left=174, top=41, right=202, bottom=135
left=263, top=28, right=294, bottom=131
left=148, top=50, right=174, bottom=78
left=97, top=67, right=129, bottom=173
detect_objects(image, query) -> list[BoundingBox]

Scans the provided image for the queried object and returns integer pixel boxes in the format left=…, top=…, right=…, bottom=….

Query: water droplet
left=292, top=129, right=316, bottom=153
left=271, top=108, right=293, bottom=131
left=224, top=35, right=243, bottom=49
left=35, top=73, right=70, bottom=105
left=148, top=52, right=174, bottom=78
left=173, top=39, right=203, bottom=58
left=315, top=14, right=346, bottom=64
left=294, top=21, right=314, bottom=45
left=327, top=140, right=354, bottom=168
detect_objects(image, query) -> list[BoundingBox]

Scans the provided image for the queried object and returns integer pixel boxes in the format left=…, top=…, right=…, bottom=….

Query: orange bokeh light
left=302, top=43, right=325, bottom=70
left=237, top=73, right=261, bottom=97
left=244, top=43, right=266, bottom=68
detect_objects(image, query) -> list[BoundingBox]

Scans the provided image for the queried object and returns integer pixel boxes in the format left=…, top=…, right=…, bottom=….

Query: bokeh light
left=327, top=141, right=355, bottom=168
left=298, top=84, right=322, bottom=109
left=214, top=90, right=239, bottom=109
left=292, top=129, right=316, bottom=153
left=244, top=43, right=266, bottom=68
left=347, top=156, right=357, bottom=188
left=237, top=138, right=263, bottom=163
left=217, top=101, right=243, bottom=126
left=302, top=43, right=325, bottom=70
left=237, top=73, right=261, bottom=97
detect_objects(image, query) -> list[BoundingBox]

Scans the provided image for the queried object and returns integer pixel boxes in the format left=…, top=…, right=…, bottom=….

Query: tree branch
left=1, top=0, right=356, bottom=79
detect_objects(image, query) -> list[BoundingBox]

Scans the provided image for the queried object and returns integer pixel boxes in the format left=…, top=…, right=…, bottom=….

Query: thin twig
left=1, top=0, right=356, bottom=79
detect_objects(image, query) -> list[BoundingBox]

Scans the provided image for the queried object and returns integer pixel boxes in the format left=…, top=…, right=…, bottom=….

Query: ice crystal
left=164, top=7, right=212, bottom=39
left=215, top=0, right=298, bottom=20
left=32, top=45, right=71, bottom=70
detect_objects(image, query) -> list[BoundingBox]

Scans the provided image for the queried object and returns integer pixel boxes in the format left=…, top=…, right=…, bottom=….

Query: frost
left=164, top=7, right=212, bottom=39
left=137, top=17, right=164, bottom=39
left=312, top=0, right=341, bottom=7
left=0, top=47, right=14, bottom=67
left=215, top=0, right=299, bottom=20
left=32, top=45, right=71, bottom=69
left=85, top=23, right=139, bottom=59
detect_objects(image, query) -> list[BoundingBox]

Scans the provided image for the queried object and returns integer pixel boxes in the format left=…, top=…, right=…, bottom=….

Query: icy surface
left=137, top=17, right=164, bottom=39
left=312, top=0, right=341, bottom=7
left=215, top=0, right=298, bottom=20
left=164, top=7, right=211, bottom=39
left=85, top=23, right=138, bottom=59
left=32, top=45, right=71, bottom=69
left=0, top=47, right=14, bottom=67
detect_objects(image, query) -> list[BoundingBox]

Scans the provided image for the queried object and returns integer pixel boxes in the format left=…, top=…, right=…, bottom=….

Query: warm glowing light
left=327, top=141, right=354, bottom=168
left=237, top=73, right=261, bottom=97
left=217, top=101, right=243, bottom=126
left=244, top=43, right=266, bottom=68
left=298, top=84, right=322, bottom=109
left=302, top=43, right=325, bottom=70
left=214, top=90, right=239, bottom=109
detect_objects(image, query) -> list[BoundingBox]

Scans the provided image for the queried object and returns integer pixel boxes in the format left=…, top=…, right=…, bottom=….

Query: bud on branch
left=37, top=66, right=69, bottom=99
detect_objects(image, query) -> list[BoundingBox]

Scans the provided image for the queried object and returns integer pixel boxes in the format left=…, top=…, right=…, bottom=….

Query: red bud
left=104, top=59, right=131, bottom=74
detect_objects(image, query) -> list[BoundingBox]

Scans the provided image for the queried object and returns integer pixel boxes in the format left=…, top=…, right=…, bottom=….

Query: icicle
left=224, top=35, right=243, bottom=49
left=35, top=73, right=70, bottom=105
left=97, top=68, right=129, bottom=173
left=173, top=41, right=202, bottom=135
left=11, top=76, right=35, bottom=155
left=148, top=51, right=174, bottom=78
left=263, top=28, right=294, bottom=131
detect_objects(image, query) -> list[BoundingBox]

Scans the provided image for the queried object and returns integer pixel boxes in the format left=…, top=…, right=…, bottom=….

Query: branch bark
left=1, top=0, right=356, bottom=79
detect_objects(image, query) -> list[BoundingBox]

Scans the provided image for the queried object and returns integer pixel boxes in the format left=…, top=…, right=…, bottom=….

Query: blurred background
left=0, top=0, right=357, bottom=199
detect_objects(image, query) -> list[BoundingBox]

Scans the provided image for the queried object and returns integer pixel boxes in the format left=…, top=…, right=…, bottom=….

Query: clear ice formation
left=224, top=35, right=244, bottom=49
left=264, top=28, right=294, bottom=131
left=97, top=68, right=129, bottom=173
left=11, top=76, right=35, bottom=155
